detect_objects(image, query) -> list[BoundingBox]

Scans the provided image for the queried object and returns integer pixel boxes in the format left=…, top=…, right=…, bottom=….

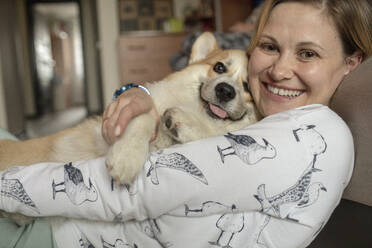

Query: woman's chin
left=259, top=102, right=301, bottom=117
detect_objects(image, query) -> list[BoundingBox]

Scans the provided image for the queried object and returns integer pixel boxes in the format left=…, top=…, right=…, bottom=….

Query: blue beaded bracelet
left=113, top=83, right=150, bottom=100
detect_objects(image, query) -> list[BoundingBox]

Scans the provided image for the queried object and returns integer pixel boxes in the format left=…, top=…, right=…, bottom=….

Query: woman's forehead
left=262, top=2, right=341, bottom=48
left=267, top=2, right=328, bottom=28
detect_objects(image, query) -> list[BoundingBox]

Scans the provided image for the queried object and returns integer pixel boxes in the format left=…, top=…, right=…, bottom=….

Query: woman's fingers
left=114, top=92, right=153, bottom=136
left=101, top=87, right=159, bottom=145
left=103, top=96, right=131, bottom=144
left=102, top=99, right=117, bottom=120
left=102, top=100, right=119, bottom=144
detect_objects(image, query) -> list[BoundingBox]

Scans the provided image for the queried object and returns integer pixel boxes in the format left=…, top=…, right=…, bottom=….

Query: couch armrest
left=330, top=57, right=372, bottom=207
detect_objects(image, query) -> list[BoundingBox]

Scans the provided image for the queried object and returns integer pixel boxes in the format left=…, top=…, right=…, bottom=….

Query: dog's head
left=187, top=32, right=254, bottom=121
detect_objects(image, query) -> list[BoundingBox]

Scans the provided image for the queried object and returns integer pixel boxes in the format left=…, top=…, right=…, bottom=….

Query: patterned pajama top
left=0, top=104, right=354, bottom=248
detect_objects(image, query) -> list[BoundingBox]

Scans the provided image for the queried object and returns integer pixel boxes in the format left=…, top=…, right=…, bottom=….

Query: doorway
left=27, top=0, right=88, bottom=137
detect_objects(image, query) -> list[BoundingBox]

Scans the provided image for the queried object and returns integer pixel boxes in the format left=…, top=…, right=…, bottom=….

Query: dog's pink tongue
left=209, top=103, right=228, bottom=119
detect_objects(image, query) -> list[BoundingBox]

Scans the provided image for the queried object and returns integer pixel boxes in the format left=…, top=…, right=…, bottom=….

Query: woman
left=1, top=0, right=371, bottom=247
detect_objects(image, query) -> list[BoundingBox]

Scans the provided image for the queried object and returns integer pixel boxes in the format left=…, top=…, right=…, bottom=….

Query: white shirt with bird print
left=0, top=104, right=354, bottom=248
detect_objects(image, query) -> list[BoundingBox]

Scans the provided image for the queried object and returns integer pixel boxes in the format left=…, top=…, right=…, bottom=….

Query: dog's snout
left=215, top=82, right=236, bottom=102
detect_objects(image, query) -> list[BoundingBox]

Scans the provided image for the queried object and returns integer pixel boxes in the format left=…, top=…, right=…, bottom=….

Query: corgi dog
left=0, top=32, right=259, bottom=184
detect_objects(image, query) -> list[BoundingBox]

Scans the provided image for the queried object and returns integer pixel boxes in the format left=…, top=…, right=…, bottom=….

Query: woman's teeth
left=267, top=84, right=303, bottom=97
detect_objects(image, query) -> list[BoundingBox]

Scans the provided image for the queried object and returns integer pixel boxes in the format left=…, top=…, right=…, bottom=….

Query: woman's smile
left=261, top=81, right=305, bottom=100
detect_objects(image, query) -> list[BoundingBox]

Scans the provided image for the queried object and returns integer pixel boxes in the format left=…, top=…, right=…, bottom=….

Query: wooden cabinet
left=216, top=0, right=253, bottom=32
left=117, top=0, right=254, bottom=85
left=118, top=32, right=186, bottom=84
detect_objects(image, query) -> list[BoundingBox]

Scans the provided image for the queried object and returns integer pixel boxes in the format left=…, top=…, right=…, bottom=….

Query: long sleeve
left=0, top=105, right=354, bottom=230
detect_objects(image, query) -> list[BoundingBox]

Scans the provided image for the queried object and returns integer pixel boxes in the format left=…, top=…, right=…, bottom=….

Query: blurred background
left=0, top=0, right=257, bottom=138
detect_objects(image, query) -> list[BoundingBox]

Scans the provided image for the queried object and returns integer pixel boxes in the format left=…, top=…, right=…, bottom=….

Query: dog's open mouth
left=208, top=103, right=228, bottom=119
left=200, top=82, right=229, bottom=120
left=199, top=82, right=246, bottom=121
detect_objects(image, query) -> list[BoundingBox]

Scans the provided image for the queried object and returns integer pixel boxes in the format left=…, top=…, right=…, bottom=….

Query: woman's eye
left=299, top=50, right=318, bottom=59
left=260, top=43, right=278, bottom=52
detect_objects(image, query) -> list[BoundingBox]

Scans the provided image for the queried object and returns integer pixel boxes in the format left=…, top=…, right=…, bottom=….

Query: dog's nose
left=215, top=82, right=236, bottom=102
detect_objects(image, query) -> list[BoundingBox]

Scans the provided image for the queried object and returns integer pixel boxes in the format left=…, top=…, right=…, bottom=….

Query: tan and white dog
left=0, top=32, right=259, bottom=184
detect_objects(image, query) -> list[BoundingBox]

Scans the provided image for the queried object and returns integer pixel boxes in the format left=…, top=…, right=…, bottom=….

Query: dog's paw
left=106, top=141, right=149, bottom=184
left=162, top=107, right=203, bottom=143
left=163, top=108, right=182, bottom=140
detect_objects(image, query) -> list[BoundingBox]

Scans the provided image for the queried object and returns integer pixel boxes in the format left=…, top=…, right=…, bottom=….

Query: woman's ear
left=345, top=51, right=363, bottom=75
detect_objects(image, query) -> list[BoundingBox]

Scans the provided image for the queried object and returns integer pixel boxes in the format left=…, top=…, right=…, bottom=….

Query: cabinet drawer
left=119, top=33, right=186, bottom=59
left=119, top=33, right=187, bottom=84
left=120, top=58, right=172, bottom=84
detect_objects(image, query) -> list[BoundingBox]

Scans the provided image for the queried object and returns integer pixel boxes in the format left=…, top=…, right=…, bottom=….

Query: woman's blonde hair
left=247, top=0, right=372, bottom=61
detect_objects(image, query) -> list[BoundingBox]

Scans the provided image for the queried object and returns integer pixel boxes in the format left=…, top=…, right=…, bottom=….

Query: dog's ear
left=189, top=32, right=219, bottom=64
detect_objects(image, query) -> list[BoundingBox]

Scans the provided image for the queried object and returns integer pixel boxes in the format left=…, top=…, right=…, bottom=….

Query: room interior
left=0, top=0, right=253, bottom=138
left=0, top=0, right=370, bottom=247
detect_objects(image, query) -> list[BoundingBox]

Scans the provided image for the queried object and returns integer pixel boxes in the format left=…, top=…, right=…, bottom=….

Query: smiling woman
left=247, top=0, right=372, bottom=117
left=95, top=1, right=371, bottom=247
left=1, top=0, right=372, bottom=247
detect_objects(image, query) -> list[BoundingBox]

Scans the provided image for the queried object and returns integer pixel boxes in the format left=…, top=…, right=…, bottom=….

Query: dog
left=0, top=32, right=259, bottom=185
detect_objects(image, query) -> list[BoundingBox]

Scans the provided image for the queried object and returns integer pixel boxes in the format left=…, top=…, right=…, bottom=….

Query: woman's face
left=248, top=2, right=356, bottom=117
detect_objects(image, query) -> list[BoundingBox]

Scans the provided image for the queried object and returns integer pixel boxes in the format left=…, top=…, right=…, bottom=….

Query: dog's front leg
left=162, top=107, right=214, bottom=143
left=106, top=113, right=156, bottom=184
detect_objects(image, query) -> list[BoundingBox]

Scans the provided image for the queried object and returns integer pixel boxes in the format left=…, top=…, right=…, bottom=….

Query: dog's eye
left=213, top=62, right=227, bottom=74
left=243, top=82, right=251, bottom=93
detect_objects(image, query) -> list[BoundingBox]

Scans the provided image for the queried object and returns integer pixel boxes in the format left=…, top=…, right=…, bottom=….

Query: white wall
left=96, top=0, right=120, bottom=108
left=0, top=51, right=7, bottom=130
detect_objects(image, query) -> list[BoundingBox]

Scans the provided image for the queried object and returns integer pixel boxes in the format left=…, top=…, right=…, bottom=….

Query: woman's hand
left=101, top=87, right=159, bottom=145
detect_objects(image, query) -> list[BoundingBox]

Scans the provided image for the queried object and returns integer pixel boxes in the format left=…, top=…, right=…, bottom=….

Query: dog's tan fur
left=0, top=32, right=259, bottom=184
left=0, top=119, right=105, bottom=167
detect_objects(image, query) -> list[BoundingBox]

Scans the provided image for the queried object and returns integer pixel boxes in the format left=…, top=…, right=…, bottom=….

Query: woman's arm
left=0, top=105, right=353, bottom=227
left=0, top=158, right=150, bottom=222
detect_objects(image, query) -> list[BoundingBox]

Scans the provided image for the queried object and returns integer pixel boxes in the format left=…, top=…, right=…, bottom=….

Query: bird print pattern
left=254, top=162, right=326, bottom=220
left=296, top=182, right=327, bottom=208
left=140, top=219, right=159, bottom=238
left=79, top=233, right=95, bottom=248
left=209, top=212, right=245, bottom=248
left=253, top=124, right=328, bottom=246
left=0, top=167, right=39, bottom=213
left=147, top=151, right=208, bottom=185
left=101, top=236, right=138, bottom=248
left=217, top=133, right=276, bottom=165
left=184, top=201, right=236, bottom=216
left=184, top=201, right=245, bottom=248
left=140, top=219, right=173, bottom=247
left=52, top=162, right=98, bottom=205
left=254, top=215, right=270, bottom=248
left=293, top=125, right=327, bottom=161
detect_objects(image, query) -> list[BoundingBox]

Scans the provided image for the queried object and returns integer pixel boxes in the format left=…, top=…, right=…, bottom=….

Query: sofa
left=308, top=56, right=372, bottom=247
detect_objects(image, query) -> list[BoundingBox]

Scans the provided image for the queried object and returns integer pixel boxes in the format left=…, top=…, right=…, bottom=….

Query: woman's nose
left=268, top=55, right=294, bottom=81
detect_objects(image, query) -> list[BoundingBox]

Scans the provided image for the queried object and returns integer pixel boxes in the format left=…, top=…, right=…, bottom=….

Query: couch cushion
left=330, top=57, right=372, bottom=206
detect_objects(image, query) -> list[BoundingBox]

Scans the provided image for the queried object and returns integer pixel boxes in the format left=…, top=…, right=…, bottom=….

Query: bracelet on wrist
left=113, top=83, right=150, bottom=100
